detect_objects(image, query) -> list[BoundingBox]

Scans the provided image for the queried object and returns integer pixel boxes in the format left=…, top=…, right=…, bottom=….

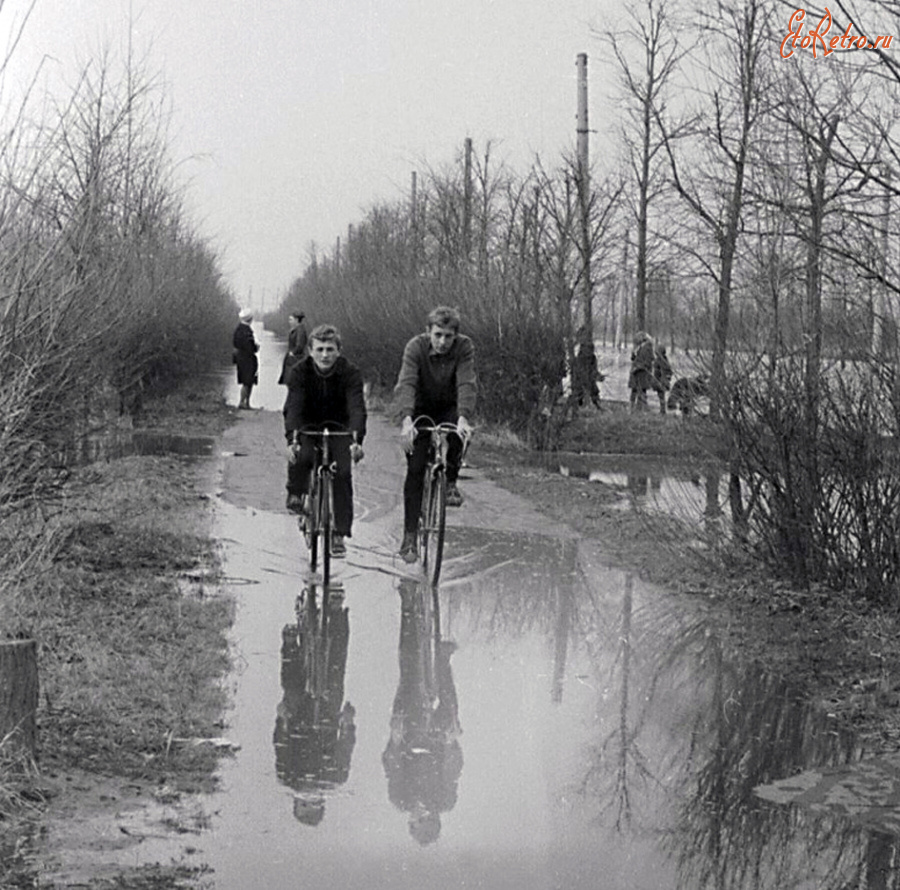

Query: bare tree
left=659, top=0, right=773, bottom=417
left=603, top=0, right=687, bottom=333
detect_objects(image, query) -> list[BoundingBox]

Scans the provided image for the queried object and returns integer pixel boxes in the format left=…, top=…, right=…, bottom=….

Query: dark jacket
left=278, top=323, right=309, bottom=385
left=283, top=355, right=367, bottom=443
left=652, top=346, right=673, bottom=392
left=232, top=322, right=259, bottom=385
left=629, top=338, right=655, bottom=391
left=393, top=333, right=477, bottom=419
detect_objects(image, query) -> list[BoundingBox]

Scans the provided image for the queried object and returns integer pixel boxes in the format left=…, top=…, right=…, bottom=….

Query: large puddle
left=28, top=330, right=900, bottom=889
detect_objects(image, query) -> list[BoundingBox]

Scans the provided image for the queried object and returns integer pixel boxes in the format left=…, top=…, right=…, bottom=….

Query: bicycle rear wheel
left=423, top=469, right=447, bottom=586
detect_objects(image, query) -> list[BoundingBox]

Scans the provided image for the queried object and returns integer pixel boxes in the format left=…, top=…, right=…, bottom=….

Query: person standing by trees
left=571, top=338, right=604, bottom=410
left=283, top=324, right=366, bottom=558
left=233, top=308, right=259, bottom=409
left=394, top=306, right=476, bottom=564
left=278, top=309, right=309, bottom=386
left=651, top=343, right=673, bottom=415
left=629, top=331, right=655, bottom=412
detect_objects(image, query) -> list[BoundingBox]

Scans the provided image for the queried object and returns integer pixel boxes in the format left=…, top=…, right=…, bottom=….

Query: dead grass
left=0, top=449, right=234, bottom=813
left=563, top=403, right=728, bottom=459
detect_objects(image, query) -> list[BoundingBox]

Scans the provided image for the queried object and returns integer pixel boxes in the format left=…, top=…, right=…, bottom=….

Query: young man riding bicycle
left=394, top=306, right=477, bottom=564
left=283, top=324, right=366, bottom=558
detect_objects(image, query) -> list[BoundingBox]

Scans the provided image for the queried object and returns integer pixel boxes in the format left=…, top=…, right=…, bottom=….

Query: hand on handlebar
left=400, top=416, right=416, bottom=455
left=350, top=443, right=364, bottom=463
left=457, top=415, right=473, bottom=442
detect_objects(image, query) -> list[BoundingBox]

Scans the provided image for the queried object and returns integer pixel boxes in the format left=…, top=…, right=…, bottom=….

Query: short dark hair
left=289, top=310, right=305, bottom=321
left=426, top=306, right=460, bottom=332
left=308, top=323, right=342, bottom=349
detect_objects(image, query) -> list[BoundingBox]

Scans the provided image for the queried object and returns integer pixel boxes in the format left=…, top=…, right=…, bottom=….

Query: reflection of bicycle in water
left=273, top=584, right=356, bottom=825
left=382, top=578, right=462, bottom=845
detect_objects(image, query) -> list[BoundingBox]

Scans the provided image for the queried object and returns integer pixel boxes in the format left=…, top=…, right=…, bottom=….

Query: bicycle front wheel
left=423, top=469, right=447, bottom=586
left=321, top=472, right=333, bottom=586
left=307, top=473, right=320, bottom=572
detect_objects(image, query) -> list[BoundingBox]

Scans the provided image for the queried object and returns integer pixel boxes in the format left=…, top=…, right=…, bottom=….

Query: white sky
left=0, top=0, right=620, bottom=310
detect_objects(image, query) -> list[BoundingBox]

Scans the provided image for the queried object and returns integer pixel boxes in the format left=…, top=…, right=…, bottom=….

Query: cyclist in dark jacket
left=283, top=324, right=366, bottom=557
left=393, top=306, right=477, bottom=563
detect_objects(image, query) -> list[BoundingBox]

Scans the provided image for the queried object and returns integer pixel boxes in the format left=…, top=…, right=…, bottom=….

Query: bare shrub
left=724, top=352, right=900, bottom=602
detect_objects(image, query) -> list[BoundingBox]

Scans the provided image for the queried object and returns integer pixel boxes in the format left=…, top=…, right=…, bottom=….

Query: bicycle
left=413, top=417, right=467, bottom=587
left=291, top=423, right=358, bottom=586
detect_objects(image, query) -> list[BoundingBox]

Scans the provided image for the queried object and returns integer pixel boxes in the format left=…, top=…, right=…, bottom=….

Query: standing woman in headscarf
left=233, top=308, right=260, bottom=409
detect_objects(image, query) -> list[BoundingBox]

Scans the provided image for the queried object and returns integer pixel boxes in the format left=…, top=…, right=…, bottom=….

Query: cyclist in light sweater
left=393, top=306, right=477, bottom=563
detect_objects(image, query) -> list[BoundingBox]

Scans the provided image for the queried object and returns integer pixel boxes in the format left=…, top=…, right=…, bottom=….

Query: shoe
left=286, top=493, right=304, bottom=514
left=399, top=531, right=418, bottom=564
left=446, top=484, right=463, bottom=507
left=332, top=534, right=346, bottom=558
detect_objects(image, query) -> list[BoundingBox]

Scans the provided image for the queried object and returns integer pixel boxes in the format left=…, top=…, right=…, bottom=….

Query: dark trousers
left=287, top=435, right=354, bottom=536
left=403, top=413, right=462, bottom=534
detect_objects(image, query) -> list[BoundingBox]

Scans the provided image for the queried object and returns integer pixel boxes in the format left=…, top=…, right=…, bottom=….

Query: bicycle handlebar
left=292, top=424, right=359, bottom=445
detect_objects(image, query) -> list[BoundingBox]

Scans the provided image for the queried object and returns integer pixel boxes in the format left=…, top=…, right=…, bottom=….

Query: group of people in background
left=565, top=330, right=705, bottom=417
left=629, top=331, right=709, bottom=416
left=629, top=330, right=672, bottom=414
left=232, top=305, right=476, bottom=564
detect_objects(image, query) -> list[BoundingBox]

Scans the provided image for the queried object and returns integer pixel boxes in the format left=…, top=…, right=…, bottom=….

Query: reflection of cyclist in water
left=382, top=579, right=462, bottom=845
left=273, top=587, right=356, bottom=825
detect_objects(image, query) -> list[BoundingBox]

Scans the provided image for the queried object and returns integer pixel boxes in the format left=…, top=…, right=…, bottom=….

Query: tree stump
left=0, top=639, right=38, bottom=765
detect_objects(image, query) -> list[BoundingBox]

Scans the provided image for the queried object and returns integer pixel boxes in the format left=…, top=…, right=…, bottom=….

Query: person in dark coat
left=572, top=339, right=604, bottom=410
left=629, top=331, right=655, bottom=412
left=651, top=344, right=674, bottom=415
left=277, top=309, right=309, bottom=386
left=668, top=374, right=709, bottom=415
left=273, top=588, right=355, bottom=826
left=233, top=308, right=259, bottom=409
left=283, top=324, right=366, bottom=557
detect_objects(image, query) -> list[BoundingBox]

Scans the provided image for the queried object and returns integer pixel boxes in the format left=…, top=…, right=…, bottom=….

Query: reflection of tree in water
left=565, top=557, right=900, bottom=888
left=439, top=527, right=582, bottom=643
left=668, top=650, right=889, bottom=890
left=383, top=578, right=462, bottom=846
left=574, top=572, right=711, bottom=830
left=273, top=585, right=355, bottom=826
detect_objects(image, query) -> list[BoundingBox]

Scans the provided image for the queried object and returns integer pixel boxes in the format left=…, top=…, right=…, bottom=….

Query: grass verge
left=0, top=382, right=237, bottom=888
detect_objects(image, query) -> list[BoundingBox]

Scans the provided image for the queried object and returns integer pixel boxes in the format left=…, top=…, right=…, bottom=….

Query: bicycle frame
left=295, top=425, right=355, bottom=586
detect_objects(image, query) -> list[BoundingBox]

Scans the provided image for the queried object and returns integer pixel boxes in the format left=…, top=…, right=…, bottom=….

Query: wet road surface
left=34, top=331, right=900, bottom=888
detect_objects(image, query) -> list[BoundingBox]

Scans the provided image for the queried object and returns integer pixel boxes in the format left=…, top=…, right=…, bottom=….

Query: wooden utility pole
left=576, top=54, right=593, bottom=341
left=410, top=170, right=419, bottom=281
left=463, top=137, right=473, bottom=265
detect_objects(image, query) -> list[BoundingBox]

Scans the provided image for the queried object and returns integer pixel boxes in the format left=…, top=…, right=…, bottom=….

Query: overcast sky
left=0, top=0, right=620, bottom=311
